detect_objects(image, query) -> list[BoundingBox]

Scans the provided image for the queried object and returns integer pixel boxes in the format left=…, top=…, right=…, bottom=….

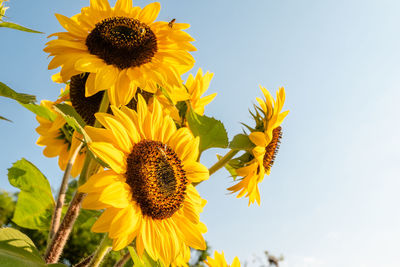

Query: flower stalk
left=44, top=92, right=109, bottom=263
left=208, top=149, right=239, bottom=176
left=44, top=191, right=86, bottom=263
left=113, top=252, right=131, bottom=267
left=49, top=142, right=83, bottom=240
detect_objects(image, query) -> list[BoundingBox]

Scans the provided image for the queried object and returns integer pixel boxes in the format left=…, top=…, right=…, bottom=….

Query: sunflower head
left=36, top=100, right=86, bottom=177
left=228, top=86, right=288, bottom=205
left=45, top=0, right=196, bottom=106
left=79, top=94, right=209, bottom=265
left=86, top=16, right=158, bottom=70
left=248, top=86, right=288, bottom=173
left=205, top=251, right=241, bottom=267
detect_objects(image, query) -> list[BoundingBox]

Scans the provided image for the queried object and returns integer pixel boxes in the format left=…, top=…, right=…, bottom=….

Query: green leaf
left=0, top=227, right=44, bottom=267
left=20, top=103, right=56, bottom=121
left=53, top=103, right=90, bottom=142
left=8, top=158, right=54, bottom=230
left=229, top=134, right=255, bottom=151
left=0, top=228, right=68, bottom=267
left=0, top=115, right=12, bottom=122
left=187, top=110, right=228, bottom=153
left=0, top=82, right=36, bottom=104
left=0, top=22, right=43, bottom=33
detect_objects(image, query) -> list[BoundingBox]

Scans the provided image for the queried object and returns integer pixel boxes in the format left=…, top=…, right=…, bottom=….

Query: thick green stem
left=208, top=149, right=239, bottom=176
left=88, top=235, right=112, bottom=267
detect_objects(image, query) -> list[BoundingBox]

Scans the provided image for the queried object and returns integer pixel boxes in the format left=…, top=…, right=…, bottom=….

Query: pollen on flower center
left=126, top=140, right=188, bottom=220
left=86, top=17, right=158, bottom=70
left=263, top=126, right=282, bottom=172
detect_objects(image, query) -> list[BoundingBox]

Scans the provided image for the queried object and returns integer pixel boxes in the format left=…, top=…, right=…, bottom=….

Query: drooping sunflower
left=36, top=100, right=86, bottom=177
left=185, top=68, right=216, bottom=116
left=78, top=95, right=209, bottom=265
left=205, top=251, right=241, bottom=267
left=228, top=86, right=288, bottom=205
left=44, top=0, right=195, bottom=106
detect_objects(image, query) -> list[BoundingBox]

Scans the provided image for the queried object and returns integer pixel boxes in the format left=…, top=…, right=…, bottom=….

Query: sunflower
left=78, top=95, right=209, bottom=265
left=36, top=100, right=86, bottom=178
left=185, top=68, right=216, bottom=116
left=44, top=0, right=195, bottom=106
left=228, top=86, right=288, bottom=205
left=205, top=251, right=241, bottom=267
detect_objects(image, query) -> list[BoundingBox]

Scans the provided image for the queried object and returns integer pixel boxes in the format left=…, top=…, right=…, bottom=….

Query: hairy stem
left=45, top=191, right=86, bottom=263
left=113, top=252, right=130, bottom=267
left=49, top=142, right=83, bottom=240
left=45, top=88, right=109, bottom=264
left=74, top=254, right=94, bottom=267
left=88, top=235, right=112, bottom=267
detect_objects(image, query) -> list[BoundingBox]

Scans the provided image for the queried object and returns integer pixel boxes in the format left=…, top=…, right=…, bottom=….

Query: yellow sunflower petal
left=95, top=66, right=119, bottom=90
left=249, top=131, right=269, bottom=147
left=138, top=2, right=160, bottom=24
left=91, top=208, right=119, bottom=233
left=88, top=142, right=126, bottom=174
left=185, top=162, right=209, bottom=183
left=94, top=113, right=132, bottom=153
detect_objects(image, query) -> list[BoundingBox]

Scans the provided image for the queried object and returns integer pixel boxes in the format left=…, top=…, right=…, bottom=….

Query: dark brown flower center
left=263, top=126, right=282, bottom=172
left=126, top=140, right=188, bottom=220
left=86, top=17, right=158, bottom=70
left=69, top=73, right=153, bottom=125
left=70, top=73, right=103, bottom=126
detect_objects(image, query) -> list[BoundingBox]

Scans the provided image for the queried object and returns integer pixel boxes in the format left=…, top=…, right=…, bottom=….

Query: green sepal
left=218, top=152, right=253, bottom=180
left=20, top=103, right=56, bottom=121
left=229, top=133, right=255, bottom=151
left=216, top=154, right=238, bottom=178
left=128, top=246, right=163, bottom=267
left=187, top=110, right=228, bottom=153
left=157, top=85, right=174, bottom=104
left=0, top=22, right=43, bottom=33
left=0, top=82, right=36, bottom=104
left=58, top=87, right=70, bottom=99
left=53, top=103, right=91, bottom=143
left=7, top=158, right=54, bottom=230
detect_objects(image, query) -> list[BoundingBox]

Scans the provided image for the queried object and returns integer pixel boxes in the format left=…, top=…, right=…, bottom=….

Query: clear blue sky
left=1, top=0, right=400, bottom=266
